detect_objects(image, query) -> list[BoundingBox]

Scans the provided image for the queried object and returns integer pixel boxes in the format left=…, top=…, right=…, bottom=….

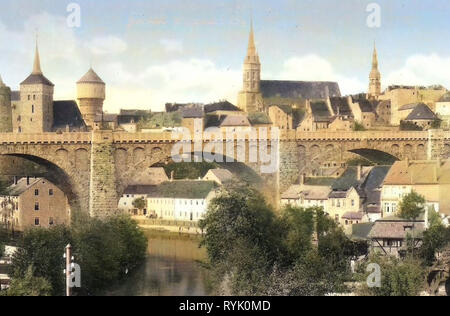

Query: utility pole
left=65, top=244, right=72, bottom=297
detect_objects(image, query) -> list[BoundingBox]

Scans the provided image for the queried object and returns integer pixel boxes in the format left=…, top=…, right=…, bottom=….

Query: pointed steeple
left=372, top=43, right=379, bottom=70
left=0, top=74, right=5, bottom=87
left=32, top=40, right=43, bottom=75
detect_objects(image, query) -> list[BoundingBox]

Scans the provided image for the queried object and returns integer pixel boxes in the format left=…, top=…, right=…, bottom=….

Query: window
left=34, top=202, right=39, bottom=211
left=49, top=217, right=54, bottom=226
left=32, top=105, right=34, bottom=113
left=35, top=189, right=39, bottom=196
left=49, top=189, right=53, bottom=196
left=35, top=218, right=40, bottom=226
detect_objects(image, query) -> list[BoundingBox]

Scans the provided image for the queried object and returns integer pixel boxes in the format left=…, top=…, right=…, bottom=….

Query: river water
left=106, top=230, right=212, bottom=296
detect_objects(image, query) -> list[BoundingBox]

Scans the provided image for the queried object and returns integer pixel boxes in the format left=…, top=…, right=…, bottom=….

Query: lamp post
left=63, top=244, right=80, bottom=296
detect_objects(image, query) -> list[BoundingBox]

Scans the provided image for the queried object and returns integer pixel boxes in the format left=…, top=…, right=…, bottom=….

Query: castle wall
left=0, top=85, right=12, bottom=132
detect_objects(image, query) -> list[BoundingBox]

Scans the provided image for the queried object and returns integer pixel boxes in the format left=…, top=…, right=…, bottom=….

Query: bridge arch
left=0, top=153, right=81, bottom=212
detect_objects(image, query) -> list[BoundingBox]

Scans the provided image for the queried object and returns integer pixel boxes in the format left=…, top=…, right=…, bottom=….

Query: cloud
left=277, top=55, right=366, bottom=95
left=85, top=36, right=128, bottom=56
left=103, top=59, right=241, bottom=112
left=385, top=54, right=450, bottom=89
left=159, top=39, right=183, bottom=53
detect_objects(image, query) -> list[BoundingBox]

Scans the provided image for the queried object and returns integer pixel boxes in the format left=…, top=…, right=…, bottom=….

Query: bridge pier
left=89, top=131, right=120, bottom=218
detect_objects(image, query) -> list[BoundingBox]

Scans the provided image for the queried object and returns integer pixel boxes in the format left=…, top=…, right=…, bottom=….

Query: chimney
left=170, top=171, right=174, bottom=182
left=405, top=157, right=409, bottom=167
left=357, top=165, right=362, bottom=181
left=26, top=176, right=30, bottom=186
left=13, top=176, right=17, bottom=185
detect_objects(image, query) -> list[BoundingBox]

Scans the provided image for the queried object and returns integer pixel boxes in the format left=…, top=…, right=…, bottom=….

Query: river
left=106, top=229, right=212, bottom=296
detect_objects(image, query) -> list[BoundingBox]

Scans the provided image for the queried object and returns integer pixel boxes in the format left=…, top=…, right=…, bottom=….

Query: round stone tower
left=77, top=68, right=105, bottom=128
left=0, top=74, right=12, bottom=132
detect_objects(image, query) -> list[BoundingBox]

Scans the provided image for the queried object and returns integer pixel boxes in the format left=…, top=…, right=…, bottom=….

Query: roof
left=206, top=115, right=251, bottom=128
left=399, top=103, right=421, bottom=111
left=53, top=100, right=87, bottom=130
left=270, top=104, right=293, bottom=115
left=310, top=101, right=331, bottom=121
left=7, top=177, right=48, bottom=196
left=351, top=223, right=374, bottom=241
left=439, top=92, right=450, bottom=102
left=21, top=73, right=54, bottom=86
left=260, top=80, right=341, bottom=99
left=342, top=212, right=364, bottom=220
left=383, top=160, right=450, bottom=185
left=281, top=185, right=331, bottom=201
left=11, top=91, right=20, bottom=101
left=118, top=110, right=152, bottom=124
left=247, top=112, right=272, bottom=125
left=204, top=169, right=233, bottom=183
left=363, top=166, right=391, bottom=204
left=204, top=101, right=240, bottom=113
left=368, top=218, right=425, bottom=239
left=405, top=104, right=437, bottom=121
left=330, top=97, right=353, bottom=117
left=150, top=181, right=216, bottom=199
left=95, top=113, right=118, bottom=123
left=129, top=167, right=169, bottom=186
left=332, top=166, right=370, bottom=191
left=181, top=106, right=204, bottom=119
left=77, top=68, right=105, bottom=84
left=124, top=185, right=158, bottom=195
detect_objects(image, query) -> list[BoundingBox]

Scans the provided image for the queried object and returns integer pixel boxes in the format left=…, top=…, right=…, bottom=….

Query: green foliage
left=419, top=224, right=450, bottom=266
left=11, top=225, right=72, bottom=296
left=137, top=112, right=182, bottom=130
left=353, top=121, right=367, bottom=131
left=132, top=197, right=146, bottom=211
left=400, top=121, right=423, bottom=131
left=3, top=266, right=52, bottom=296
left=163, top=161, right=218, bottom=180
left=359, top=256, right=426, bottom=296
left=200, top=184, right=362, bottom=296
left=346, top=158, right=375, bottom=167
left=10, top=215, right=147, bottom=296
left=399, top=191, right=426, bottom=221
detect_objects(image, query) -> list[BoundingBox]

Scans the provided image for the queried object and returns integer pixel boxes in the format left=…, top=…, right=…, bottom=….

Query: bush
left=400, top=121, right=423, bottom=131
left=353, top=122, right=367, bottom=131
left=3, top=266, right=52, bottom=297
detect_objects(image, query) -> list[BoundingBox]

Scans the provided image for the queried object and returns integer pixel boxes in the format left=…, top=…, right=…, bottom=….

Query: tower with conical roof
left=16, top=40, right=54, bottom=133
left=237, top=21, right=264, bottom=113
left=368, top=44, right=381, bottom=100
left=76, top=68, right=105, bottom=128
left=0, top=75, right=13, bottom=132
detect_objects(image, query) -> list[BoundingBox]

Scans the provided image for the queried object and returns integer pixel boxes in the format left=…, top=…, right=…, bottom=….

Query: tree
left=399, top=191, right=426, bottom=257
left=353, top=122, right=367, bottom=131
left=132, top=197, right=146, bottom=215
left=3, top=266, right=52, bottom=296
left=420, top=224, right=450, bottom=265
left=359, top=256, right=426, bottom=296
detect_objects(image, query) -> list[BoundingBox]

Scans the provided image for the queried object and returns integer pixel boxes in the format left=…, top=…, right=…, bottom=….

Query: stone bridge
left=0, top=129, right=449, bottom=218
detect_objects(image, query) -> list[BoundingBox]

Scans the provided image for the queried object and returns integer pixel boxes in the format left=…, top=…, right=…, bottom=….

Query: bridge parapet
left=295, top=131, right=430, bottom=141
left=0, top=132, right=92, bottom=144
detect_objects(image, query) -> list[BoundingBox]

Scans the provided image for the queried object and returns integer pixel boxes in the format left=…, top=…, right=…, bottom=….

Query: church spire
left=247, top=20, right=257, bottom=57
left=32, top=39, right=42, bottom=75
left=368, top=42, right=381, bottom=100
left=372, top=43, right=379, bottom=70
left=0, top=74, right=5, bottom=87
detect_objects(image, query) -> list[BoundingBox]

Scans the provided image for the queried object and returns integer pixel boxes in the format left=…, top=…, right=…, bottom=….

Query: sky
left=2, top=0, right=450, bottom=112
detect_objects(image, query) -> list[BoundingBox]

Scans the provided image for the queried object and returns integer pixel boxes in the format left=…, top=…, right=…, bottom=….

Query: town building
left=268, top=105, right=293, bottom=130
left=0, top=177, right=70, bottom=231
left=402, top=103, right=439, bottom=129
left=237, top=22, right=341, bottom=115
left=147, top=181, right=216, bottom=222
left=181, top=106, right=204, bottom=135
left=203, top=169, right=233, bottom=185
left=380, top=160, right=450, bottom=219
left=368, top=216, right=425, bottom=257
left=118, top=185, right=155, bottom=216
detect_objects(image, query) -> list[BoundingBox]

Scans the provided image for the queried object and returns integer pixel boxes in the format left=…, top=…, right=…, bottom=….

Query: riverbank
left=133, top=217, right=204, bottom=235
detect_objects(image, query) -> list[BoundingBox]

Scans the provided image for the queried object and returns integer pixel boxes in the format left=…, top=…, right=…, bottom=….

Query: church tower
left=368, top=44, right=381, bottom=100
left=0, top=75, right=12, bottom=132
left=77, top=68, right=105, bottom=129
left=16, top=41, right=54, bottom=133
left=237, top=21, right=264, bottom=113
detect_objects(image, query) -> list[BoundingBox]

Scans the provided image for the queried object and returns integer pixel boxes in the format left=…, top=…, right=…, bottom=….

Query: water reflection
left=106, top=230, right=211, bottom=296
